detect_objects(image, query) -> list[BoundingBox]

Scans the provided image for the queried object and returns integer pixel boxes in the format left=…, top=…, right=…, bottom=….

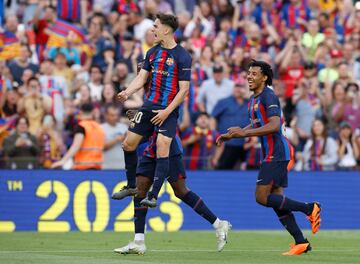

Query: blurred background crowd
left=0, top=0, right=359, bottom=171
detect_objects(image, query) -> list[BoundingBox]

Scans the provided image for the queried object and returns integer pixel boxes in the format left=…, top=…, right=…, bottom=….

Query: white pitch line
left=0, top=249, right=358, bottom=254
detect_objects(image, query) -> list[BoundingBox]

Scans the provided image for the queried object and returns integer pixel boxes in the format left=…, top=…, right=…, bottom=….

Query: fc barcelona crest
left=166, top=58, right=174, bottom=65
left=254, top=103, right=259, bottom=111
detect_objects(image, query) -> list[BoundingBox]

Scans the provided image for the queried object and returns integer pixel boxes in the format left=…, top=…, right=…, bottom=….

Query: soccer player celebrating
left=216, top=60, right=321, bottom=256
left=116, top=13, right=192, bottom=208
left=114, top=126, right=231, bottom=254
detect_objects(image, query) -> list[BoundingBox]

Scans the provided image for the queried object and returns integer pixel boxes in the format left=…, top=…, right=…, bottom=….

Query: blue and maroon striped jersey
left=143, top=132, right=183, bottom=159
left=57, top=0, right=81, bottom=22
left=142, top=44, right=192, bottom=110
left=182, top=127, right=219, bottom=170
left=248, top=87, right=294, bottom=162
left=281, top=3, right=311, bottom=31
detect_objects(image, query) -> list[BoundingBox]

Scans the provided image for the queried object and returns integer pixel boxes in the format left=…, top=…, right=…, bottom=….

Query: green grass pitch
left=0, top=231, right=359, bottom=264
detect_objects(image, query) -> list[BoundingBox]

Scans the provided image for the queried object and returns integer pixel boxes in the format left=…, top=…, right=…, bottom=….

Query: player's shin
left=274, top=208, right=307, bottom=244
left=181, top=191, right=217, bottom=224
left=124, top=150, right=138, bottom=188
left=134, top=197, right=148, bottom=241
left=148, top=157, right=169, bottom=199
left=267, top=194, right=312, bottom=215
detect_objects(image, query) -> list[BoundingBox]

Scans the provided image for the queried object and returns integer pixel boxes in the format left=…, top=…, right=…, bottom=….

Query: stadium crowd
left=0, top=0, right=359, bottom=171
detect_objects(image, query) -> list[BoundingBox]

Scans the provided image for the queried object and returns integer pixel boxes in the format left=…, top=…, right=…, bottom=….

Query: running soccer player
left=116, top=13, right=192, bottom=208
left=216, top=60, right=321, bottom=256
left=114, top=128, right=231, bottom=254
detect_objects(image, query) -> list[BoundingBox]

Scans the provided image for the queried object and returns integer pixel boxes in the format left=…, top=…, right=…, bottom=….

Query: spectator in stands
left=229, top=47, right=246, bottom=83
left=276, top=38, right=305, bottom=99
left=32, top=4, right=57, bottom=62
left=8, top=44, right=39, bottom=85
left=141, top=28, right=156, bottom=55
left=99, top=83, right=123, bottom=122
left=75, top=84, right=93, bottom=107
left=336, top=61, right=354, bottom=87
left=196, top=64, right=234, bottom=114
left=100, top=83, right=120, bottom=113
left=3, top=116, right=40, bottom=169
left=51, top=103, right=105, bottom=170
left=211, top=82, right=250, bottom=170
left=39, top=59, right=69, bottom=127
left=37, top=115, right=64, bottom=168
left=337, top=121, right=359, bottom=170
left=88, top=65, right=104, bottom=101
left=17, top=77, right=52, bottom=135
left=101, top=104, right=128, bottom=169
left=198, top=45, right=214, bottom=78
left=129, top=8, right=154, bottom=42
left=48, top=33, right=81, bottom=66
left=117, top=32, right=143, bottom=74
left=182, top=112, right=219, bottom=170
left=318, top=49, right=342, bottom=83
left=321, top=81, right=346, bottom=132
left=302, top=18, right=325, bottom=60
left=88, top=15, right=110, bottom=68
left=332, top=82, right=360, bottom=131
left=292, top=68, right=322, bottom=149
left=112, top=62, right=130, bottom=93
left=301, top=119, right=338, bottom=171
left=52, top=52, right=76, bottom=91
left=184, top=6, right=213, bottom=57
left=175, top=10, right=191, bottom=40
left=4, top=15, right=18, bottom=34
left=1, top=89, right=18, bottom=119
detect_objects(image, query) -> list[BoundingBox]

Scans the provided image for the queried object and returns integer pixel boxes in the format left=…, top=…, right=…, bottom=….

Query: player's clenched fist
left=117, top=91, right=129, bottom=103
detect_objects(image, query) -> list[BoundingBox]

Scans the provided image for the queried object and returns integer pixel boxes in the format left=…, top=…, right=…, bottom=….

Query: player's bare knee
left=156, top=138, right=172, bottom=157
left=122, top=132, right=142, bottom=152
left=136, top=189, right=147, bottom=198
left=122, top=140, right=136, bottom=152
left=174, top=188, right=188, bottom=199
left=255, top=193, right=268, bottom=206
left=136, top=183, right=148, bottom=198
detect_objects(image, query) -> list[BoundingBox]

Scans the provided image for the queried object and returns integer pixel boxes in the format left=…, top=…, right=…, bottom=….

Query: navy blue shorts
left=128, top=108, right=178, bottom=138
left=136, top=155, right=186, bottom=183
left=257, top=161, right=289, bottom=187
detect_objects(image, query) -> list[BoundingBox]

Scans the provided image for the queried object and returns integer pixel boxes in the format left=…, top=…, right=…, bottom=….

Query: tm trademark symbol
left=7, top=181, right=23, bottom=191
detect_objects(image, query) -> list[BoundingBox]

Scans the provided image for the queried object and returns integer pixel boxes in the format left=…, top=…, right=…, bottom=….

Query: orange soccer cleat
left=282, top=242, right=311, bottom=256
left=307, top=202, right=321, bottom=234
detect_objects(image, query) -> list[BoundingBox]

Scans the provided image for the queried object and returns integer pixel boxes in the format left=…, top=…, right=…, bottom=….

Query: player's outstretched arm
left=216, top=124, right=253, bottom=146
left=241, top=116, right=280, bottom=137
left=117, top=69, right=149, bottom=103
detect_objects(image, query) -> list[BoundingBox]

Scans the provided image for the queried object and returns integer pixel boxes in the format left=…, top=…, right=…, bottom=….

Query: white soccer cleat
left=215, top=220, right=232, bottom=252
left=114, top=241, right=147, bottom=255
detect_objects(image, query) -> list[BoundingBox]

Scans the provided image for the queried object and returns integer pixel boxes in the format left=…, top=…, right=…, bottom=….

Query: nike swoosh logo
left=256, top=179, right=262, bottom=183
left=158, top=129, right=167, bottom=132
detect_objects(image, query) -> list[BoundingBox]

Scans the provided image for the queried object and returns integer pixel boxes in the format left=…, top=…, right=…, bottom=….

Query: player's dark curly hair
left=247, top=60, right=273, bottom=86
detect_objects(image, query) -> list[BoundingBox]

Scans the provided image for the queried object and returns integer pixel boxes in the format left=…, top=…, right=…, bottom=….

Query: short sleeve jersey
left=142, top=44, right=192, bottom=109
left=248, top=87, right=293, bottom=162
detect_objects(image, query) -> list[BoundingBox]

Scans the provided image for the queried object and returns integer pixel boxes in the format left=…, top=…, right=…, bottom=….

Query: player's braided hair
left=247, top=60, right=273, bottom=86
